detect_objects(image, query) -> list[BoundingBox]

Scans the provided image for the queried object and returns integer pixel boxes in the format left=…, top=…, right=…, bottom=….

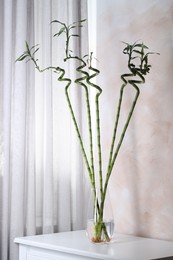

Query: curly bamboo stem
left=64, top=55, right=97, bottom=206
left=57, top=67, right=93, bottom=181
left=87, top=64, right=103, bottom=202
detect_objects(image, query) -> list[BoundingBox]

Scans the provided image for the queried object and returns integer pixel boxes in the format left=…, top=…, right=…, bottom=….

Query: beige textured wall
left=96, top=0, right=173, bottom=240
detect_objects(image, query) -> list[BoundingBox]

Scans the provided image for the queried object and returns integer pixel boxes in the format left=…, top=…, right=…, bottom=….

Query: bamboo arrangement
left=16, top=19, right=158, bottom=243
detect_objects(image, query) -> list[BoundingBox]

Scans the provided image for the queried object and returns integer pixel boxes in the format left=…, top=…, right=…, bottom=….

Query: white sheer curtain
left=0, top=0, right=89, bottom=260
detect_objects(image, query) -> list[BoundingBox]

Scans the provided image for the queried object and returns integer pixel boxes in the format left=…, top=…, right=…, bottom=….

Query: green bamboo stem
left=56, top=67, right=94, bottom=182
left=65, top=55, right=97, bottom=210
left=87, top=57, right=110, bottom=240
left=51, top=20, right=69, bottom=59
left=101, top=42, right=153, bottom=215
left=106, top=72, right=135, bottom=177
left=106, top=71, right=134, bottom=176
left=96, top=93, right=103, bottom=197
left=72, top=56, right=95, bottom=178
left=87, top=64, right=103, bottom=201
left=106, top=83, right=125, bottom=176
left=102, top=71, right=145, bottom=214
left=98, top=85, right=139, bottom=223
left=61, top=20, right=95, bottom=182
left=52, top=20, right=99, bottom=218
left=104, top=84, right=140, bottom=195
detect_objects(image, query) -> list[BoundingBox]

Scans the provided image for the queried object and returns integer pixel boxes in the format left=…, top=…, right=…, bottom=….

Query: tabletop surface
left=14, top=230, right=173, bottom=260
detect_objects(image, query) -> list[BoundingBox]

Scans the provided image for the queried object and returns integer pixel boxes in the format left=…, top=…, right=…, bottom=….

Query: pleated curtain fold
left=0, top=1, right=89, bottom=260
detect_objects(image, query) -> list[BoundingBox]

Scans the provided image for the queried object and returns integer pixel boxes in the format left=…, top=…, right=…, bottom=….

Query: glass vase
left=86, top=189, right=114, bottom=243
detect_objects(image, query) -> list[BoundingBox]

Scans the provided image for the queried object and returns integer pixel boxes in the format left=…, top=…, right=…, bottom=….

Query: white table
left=14, top=230, right=173, bottom=260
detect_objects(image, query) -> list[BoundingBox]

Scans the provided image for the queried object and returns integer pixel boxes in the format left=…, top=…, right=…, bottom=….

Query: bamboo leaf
left=51, top=19, right=58, bottom=23
left=146, top=51, right=160, bottom=56
left=32, top=47, right=40, bottom=55
left=71, top=34, right=79, bottom=37
left=79, top=18, right=87, bottom=23
left=134, top=43, right=148, bottom=49
left=83, top=54, right=89, bottom=58
left=69, top=19, right=86, bottom=26
left=130, top=63, right=135, bottom=67
left=16, top=54, right=28, bottom=61
left=53, top=33, right=59, bottom=37
left=51, top=20, right=65, bottom=26
left=123, top=45, right=131, bottom=53
left=133, top=50, right=142, bottom=54
left=25, top=41, right=30, bottom=52
left=131, top=56, right=139, bottom=60
left=68, top=25, right=76, bottom=29
left=122, top=41, right=130, bottom=46
left=30, top=44, right=39, bottom=51
left=53, top=27, right=65, bottom=37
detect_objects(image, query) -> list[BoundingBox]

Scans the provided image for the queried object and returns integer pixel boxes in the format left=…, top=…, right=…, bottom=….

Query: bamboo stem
left=87, top=64, right=103, bottom=201
left=71, top=56, right=97, bottom=207
left=57, top=67, right=93, bottom=182
left=106, top=83, right=125, bottom=175
left=104, top=85, right=140, bottom=195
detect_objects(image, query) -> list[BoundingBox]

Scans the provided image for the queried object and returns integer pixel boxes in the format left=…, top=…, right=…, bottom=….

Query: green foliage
left=122, top=41, right=159, bottom=75
left=51, top=19, right=87, bottom=58
left=16, top=19, right=158, bottom=242
left=16, top=42, right=39, bottom=64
